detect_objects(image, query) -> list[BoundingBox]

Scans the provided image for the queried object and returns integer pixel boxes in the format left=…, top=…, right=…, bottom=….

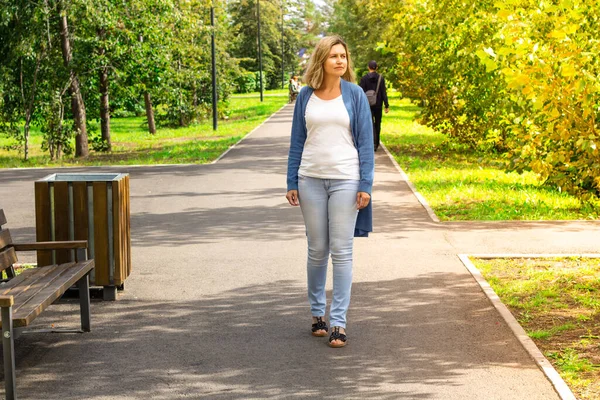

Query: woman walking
left=286, top=35, right=374, bottom=348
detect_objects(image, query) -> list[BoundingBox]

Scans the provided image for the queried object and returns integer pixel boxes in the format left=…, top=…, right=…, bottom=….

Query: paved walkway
left=1, top=104, right=599, bottom=399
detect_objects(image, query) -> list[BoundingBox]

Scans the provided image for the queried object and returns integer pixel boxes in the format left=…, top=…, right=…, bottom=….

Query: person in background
left=286, top=35, right=374, bottom=348
left=289, top=75, right=300, bottom=103
left=359, top=60, right=389, bottom=151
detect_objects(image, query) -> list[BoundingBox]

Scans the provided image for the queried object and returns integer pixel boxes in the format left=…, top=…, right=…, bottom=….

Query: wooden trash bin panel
left=34, top=173, right=131, bottom=287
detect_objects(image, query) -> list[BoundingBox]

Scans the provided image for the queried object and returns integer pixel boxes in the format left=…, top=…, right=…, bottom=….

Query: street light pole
left=211, top=2, right=217, bottom=130
left=257, top=0, right=264, bottom=102
left=281, top=0, right=284, bottom=89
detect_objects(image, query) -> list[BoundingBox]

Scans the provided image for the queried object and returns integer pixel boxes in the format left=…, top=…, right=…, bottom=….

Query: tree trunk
left=59, top=8, right=88, bottom=157
left=192, top=83, right=198, bottom=107
left=99, top=67, right=111, bottom=150
left=98, top=29, right=111, bottom=151
left=144, top=92, right=156, bottom=134
left=138, top=33, right=156, bottom=134
left=178, top=58, right=184, bottom=127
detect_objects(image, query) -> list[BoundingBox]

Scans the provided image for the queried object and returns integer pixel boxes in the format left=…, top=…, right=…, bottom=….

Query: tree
left=57, top=0, right=89, bottom=157
left=327, top=0, right=395, bottom=79
left=227, top=0, right=324, bottom=90
left=331, top=0, right=600, bottom=200
left=0, top=1, right=49, bottom=160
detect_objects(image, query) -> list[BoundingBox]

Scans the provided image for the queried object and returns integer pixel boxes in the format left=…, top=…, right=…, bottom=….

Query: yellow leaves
left=501, top=67, right=514, bottom=76
left=476, top=48, right=498, bottom=72
left=485, top=60, right=498, bottom=72
left=575, top=78, right=586, bottom=93
left=475, top=49, right=489, bottom=60
left=548, top=30, right=567, bottom=40
left=497, top=9, right=512, bottom=19
left=506, top=73, right=530, bottom=89
left=561, top=64, right=577, bottom=77
left=521, top=85, right=537, bottom=100
left=566, top=24, right=579, bottom=34
left=530, top=159, right=544, bottom=173
left=532, top=97, right=544, bottom=110
left=383, top=0, right=600, bottom=196
left=454, top=99, right=466, bottom=109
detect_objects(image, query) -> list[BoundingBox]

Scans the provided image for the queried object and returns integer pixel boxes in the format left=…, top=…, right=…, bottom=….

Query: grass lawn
left=0, top=90, right=288, bottom=168
left=382, top=94, right=600, bottom=221
left=474, top=257, right=600, bottom=400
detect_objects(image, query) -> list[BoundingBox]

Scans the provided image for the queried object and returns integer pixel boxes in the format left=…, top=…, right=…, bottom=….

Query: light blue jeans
left=298, top=175, right=359, bottom=329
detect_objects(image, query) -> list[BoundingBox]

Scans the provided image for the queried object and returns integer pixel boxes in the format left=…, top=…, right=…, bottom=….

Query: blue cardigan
left=286, top=79, right=374, bottom=237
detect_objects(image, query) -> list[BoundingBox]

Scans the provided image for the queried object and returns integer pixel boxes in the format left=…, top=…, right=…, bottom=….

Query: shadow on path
left=3, top=272, right=536, bottom=399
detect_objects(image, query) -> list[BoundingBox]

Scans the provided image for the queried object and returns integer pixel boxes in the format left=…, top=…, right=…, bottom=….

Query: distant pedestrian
left=359, top=60, right=389, bottom=151
left=286, top=35, right=374, bottom=348
left=289, top=75, right=300, bottom=103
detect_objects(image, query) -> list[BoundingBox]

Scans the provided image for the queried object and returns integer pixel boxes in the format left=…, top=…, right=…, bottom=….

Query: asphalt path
left=2, top=103, right=597, bottom=398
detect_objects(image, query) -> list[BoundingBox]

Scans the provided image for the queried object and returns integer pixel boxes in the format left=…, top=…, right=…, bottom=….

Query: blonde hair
left=303, top=36, right=355, bottom=89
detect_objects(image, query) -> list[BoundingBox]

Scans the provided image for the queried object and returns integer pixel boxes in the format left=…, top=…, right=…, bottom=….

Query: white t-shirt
left=299, top=93, right=360, bottom=180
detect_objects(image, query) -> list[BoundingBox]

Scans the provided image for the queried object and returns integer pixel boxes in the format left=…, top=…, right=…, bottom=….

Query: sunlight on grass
left=382, top=94, right=600, bottom=220
left=474, top=257, right=600, bottom=399
left=0, top=90, right=287, bottom=167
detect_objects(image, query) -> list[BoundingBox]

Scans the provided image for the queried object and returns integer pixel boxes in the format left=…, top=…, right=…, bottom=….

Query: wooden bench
left=0, top=209, right=94, bottom=400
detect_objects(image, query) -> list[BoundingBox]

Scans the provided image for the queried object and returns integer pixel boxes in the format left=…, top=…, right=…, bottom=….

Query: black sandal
left=311, top=317, right=328, bottom=337
left=328, top=327, right=347, bottom=348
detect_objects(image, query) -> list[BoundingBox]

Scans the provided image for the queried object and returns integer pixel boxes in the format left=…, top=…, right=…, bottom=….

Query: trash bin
left=34, top=173, right=131, bottom=300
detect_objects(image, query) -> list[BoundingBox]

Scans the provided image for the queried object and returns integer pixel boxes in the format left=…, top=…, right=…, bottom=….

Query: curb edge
left=380, top=143, right=440, bottom=222
left=458, top=253, right=578, bottom=400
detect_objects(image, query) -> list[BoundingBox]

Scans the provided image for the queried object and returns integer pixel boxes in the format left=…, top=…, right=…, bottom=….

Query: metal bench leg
left=2, top=306, right=17, bottom=400
left=77, top=274, right=91, bottom=332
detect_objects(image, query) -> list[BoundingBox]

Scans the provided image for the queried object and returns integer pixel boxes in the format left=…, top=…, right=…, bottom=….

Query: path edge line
left=458, top=253, right=578, bottom=400
left=212, top=103, right=289, bottom=164
left=380, top=143, right=439, bottom=222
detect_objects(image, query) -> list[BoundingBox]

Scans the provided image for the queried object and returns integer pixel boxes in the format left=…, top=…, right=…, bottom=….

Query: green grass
left=0, top=90, right=288, bottom=167
left=382, top=94, right=600, bottom=220
left=475, top=257, right=600, bottom=399
left=231, top=88, right=288, bottom=97
left=2, top=263, right=36, bottom=279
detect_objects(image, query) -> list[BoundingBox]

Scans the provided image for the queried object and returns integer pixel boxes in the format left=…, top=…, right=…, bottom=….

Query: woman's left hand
left=356, top=192, right=371, bottom=210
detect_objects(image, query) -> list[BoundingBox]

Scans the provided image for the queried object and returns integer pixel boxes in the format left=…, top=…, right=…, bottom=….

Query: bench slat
left=1, top=264, right=64, bottom=303
left=0, top=263, right=60, bottom=292
left=13, top=241, right=87, bottom=251
left=0, top=229, right=13, bottom=252
left=0, top=247, right=17, bottom=273
left=12, top=264, right=77, bottom=315
left=13, top=261, right=94, bottom=327
left=0, top=260, right=94, bottom=328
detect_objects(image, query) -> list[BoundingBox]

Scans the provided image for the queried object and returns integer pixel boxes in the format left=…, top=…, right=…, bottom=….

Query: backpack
left=365, top=74, right=382, bottom=106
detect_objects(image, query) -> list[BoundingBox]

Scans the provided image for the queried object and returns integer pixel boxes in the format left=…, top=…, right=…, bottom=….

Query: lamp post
left=257, top=0, right=263, bottom=102
left=281, top=0, right=284, bottom=89
left=211, top=2, right=217, bottom=130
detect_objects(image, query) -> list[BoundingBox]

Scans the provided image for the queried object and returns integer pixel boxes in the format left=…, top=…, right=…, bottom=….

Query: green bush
left=370, top=0, right=600, bottom=201
left=235, top=71, right=257, bottom=94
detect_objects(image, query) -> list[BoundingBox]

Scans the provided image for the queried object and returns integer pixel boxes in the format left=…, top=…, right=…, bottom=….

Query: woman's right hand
left=286, top=190, right=299, bottom=206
